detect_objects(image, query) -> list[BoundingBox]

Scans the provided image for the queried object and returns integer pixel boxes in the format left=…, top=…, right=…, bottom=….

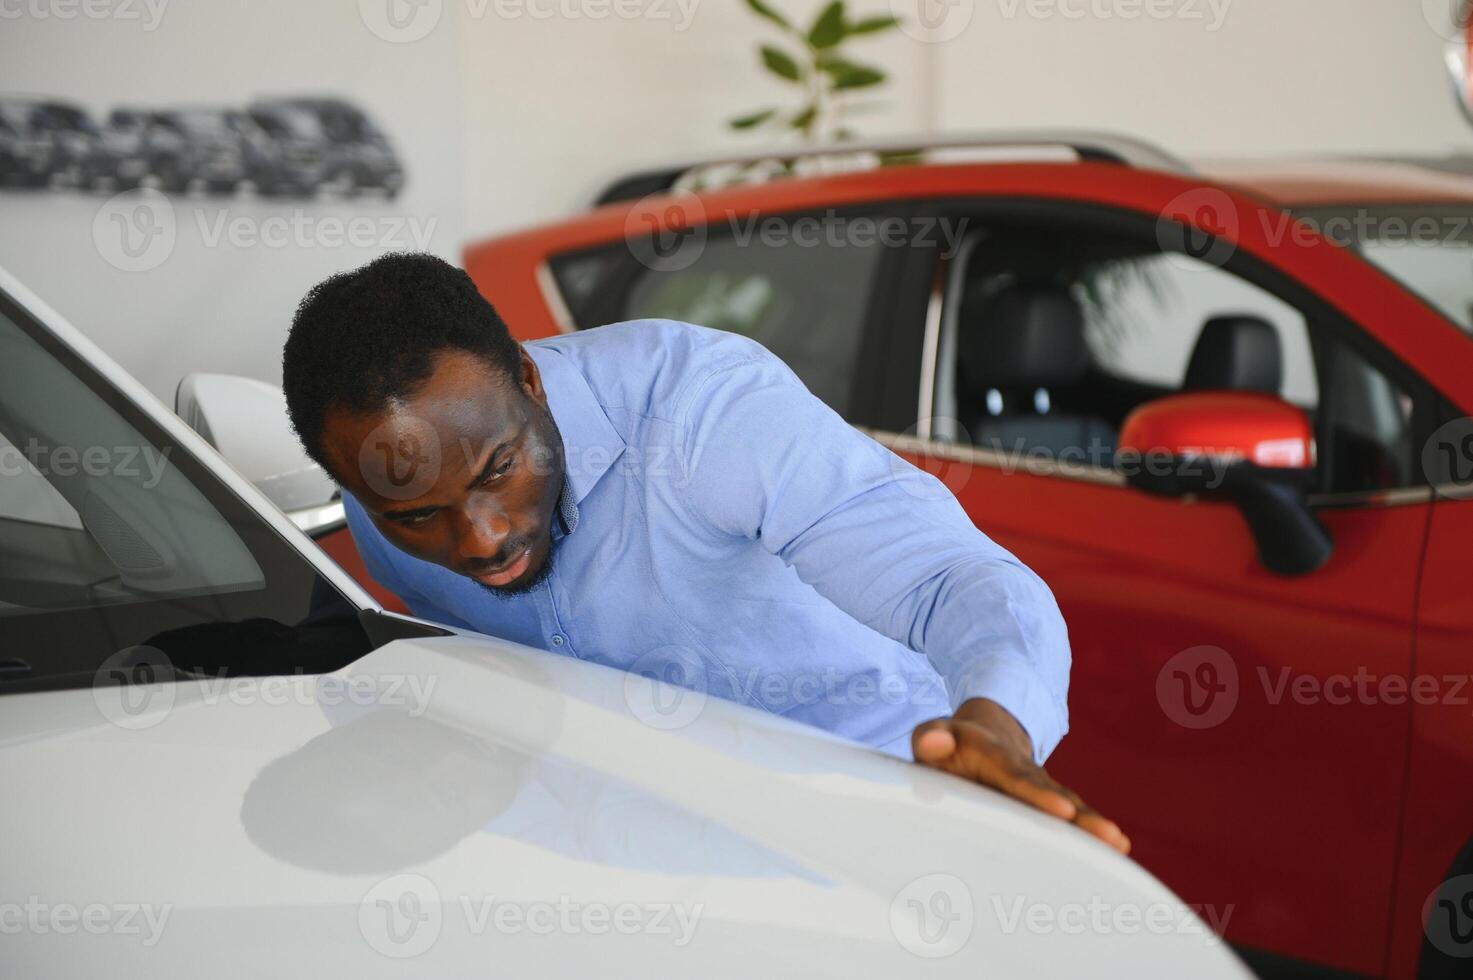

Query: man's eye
left=485, top=454, right=516, bottom=483
left=396, top=513, right=434, bottom=529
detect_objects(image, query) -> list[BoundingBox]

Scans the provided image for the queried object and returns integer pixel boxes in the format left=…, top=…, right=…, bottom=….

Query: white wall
left=928, top=0, right=1473, bottom=157
left=0, top=0, right=465, bottom=397
left=453, top=0, right=931, bottom=235
left=2, top=0, right=1470, bottom=400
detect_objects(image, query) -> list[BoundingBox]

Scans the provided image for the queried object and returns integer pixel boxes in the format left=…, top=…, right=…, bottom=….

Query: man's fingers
left=995, top=770, right=1078, bottom=821
left=1073, top=809, right=1131, bottom=855
left=915, top=719, right=1129, bottom=853
left=917, top=721, right=1070, bottom=817
left=911, top=720, right=958, bottom=764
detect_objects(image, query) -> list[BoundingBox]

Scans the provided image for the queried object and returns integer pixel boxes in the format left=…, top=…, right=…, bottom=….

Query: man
left=282, top=252, right=1127, bottom=853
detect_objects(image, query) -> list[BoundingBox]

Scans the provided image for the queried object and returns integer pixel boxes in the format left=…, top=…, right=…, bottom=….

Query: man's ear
left=518, top=347, right=547, bottom=405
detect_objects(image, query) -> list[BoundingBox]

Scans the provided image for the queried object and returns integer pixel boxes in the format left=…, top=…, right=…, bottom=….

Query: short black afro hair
left=282, top=252, right=522, bottom=473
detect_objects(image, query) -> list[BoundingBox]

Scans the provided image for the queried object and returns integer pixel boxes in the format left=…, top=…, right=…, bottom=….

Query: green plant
left=730, top=0, right=900, bottom=144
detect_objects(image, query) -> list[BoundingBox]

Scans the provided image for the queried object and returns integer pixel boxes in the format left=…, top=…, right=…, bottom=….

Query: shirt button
left=551, top=634, right=565, bottom=647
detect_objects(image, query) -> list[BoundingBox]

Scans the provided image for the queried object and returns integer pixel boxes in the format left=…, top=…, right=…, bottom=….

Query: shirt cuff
left=948, top=658, right=1068, bottom=765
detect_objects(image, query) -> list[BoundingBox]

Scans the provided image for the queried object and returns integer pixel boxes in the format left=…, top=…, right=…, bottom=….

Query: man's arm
left=674, top=347, right=1127, bottom=852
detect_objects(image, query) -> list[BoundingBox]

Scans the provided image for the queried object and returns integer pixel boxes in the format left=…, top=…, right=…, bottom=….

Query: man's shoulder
left=531, top=320, right=793, bottom=421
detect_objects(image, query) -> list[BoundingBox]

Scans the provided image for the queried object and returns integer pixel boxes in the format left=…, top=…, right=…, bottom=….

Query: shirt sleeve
left=673, top=349, right=1071, bottom=763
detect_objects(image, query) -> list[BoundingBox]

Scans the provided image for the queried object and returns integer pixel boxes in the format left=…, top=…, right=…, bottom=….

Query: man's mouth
left=471, top=548, right=533, bottom=588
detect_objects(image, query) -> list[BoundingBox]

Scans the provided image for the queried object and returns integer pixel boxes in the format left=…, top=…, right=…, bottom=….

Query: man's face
left=321, top=348, right=565, bottom=594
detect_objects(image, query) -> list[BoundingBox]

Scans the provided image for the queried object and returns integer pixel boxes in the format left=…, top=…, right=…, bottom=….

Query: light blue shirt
left=343, top=320, right=1071, bottom=761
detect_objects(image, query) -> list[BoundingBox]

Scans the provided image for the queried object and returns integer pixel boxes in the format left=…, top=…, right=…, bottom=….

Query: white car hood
left=1, top=634, right=1251, bottom=978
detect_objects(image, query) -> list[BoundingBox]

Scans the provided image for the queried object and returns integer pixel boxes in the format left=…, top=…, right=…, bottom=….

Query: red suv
left=324, top=135, right=1473, bottom=978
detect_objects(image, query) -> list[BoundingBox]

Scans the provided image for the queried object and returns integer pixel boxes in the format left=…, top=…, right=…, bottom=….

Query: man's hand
left=912, top=698, right=1130, bottom=855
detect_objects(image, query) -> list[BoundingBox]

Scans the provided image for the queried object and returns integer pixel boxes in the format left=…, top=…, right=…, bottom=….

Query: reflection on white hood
left=1, top=634, right=1253, bottom=979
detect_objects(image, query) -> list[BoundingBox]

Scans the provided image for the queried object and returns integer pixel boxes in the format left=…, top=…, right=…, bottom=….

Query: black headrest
left=1184, top=316, right=1283, bottom=393
left=958, top=284, right=1089, bottom=393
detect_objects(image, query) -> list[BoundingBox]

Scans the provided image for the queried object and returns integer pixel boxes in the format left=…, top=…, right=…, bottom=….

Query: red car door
left=885, top=193, right=1442, bottom=977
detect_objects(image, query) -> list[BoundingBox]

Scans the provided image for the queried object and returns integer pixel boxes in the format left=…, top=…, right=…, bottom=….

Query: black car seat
left=1184, top=315, right=1283, bottom=393
left=957, top=282, right=1115, bottom=458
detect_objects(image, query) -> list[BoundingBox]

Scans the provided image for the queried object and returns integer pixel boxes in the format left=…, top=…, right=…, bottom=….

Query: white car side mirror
left=175, top=373, right=343, bottom=535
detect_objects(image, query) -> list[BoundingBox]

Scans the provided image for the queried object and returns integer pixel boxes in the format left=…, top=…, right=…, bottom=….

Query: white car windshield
left=1298, top=204, right=1473, bottom=335
left=0, top=287, right=436, bottom=693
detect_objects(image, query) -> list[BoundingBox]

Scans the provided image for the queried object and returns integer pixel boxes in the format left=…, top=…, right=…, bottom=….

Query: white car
left=0, top=267, right=1254, bottom=979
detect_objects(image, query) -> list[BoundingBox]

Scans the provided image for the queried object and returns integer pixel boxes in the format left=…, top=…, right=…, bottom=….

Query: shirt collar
left=525, top=344, right=625, bottom=534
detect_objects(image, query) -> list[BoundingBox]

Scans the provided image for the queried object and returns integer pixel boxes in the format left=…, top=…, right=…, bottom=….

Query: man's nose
left=451, top=496, right=511, bottom=562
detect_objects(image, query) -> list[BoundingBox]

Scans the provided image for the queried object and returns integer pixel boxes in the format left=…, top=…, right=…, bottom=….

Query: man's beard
left=473, top=541, right=555, bottom=598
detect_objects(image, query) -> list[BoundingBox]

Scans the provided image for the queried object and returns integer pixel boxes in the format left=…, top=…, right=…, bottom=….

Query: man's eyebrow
left=374, top=424, right=523, bottom=520
left=464, top=441, right=508, bottom=491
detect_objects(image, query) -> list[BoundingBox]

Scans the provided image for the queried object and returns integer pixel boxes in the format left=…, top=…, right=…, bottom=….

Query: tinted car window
left=0, top=294, right=395, bottom=692
left=932, top=212, right=1421, bottom=494
left=1078, top=252, right=1319, bottom=407
left=595, top=225, right=884, bottom=416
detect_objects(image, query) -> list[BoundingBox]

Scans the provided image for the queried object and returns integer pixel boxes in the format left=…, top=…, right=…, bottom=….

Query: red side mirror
left=1118, top=392, right=1330, bottom=576
left=1119, top=391, right=1314, bottom=470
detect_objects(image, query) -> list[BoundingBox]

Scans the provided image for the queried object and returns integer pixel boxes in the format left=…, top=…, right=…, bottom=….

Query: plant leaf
left=807, top=0, right=846, bottom=48
left=831, top=63, right=886, bottom=90
left=729, top=108, right=779, bottom=129
left=815, top=54, right=865, bottom=76
left=744, top=0, right=793, bottom=31
left=760, top=44, right=803, bottom=81
left=847, top=14, right=899, bottom=35
left=819, top=57, right=888, bottom=89
left=789, top=105, right=818, bottom=130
